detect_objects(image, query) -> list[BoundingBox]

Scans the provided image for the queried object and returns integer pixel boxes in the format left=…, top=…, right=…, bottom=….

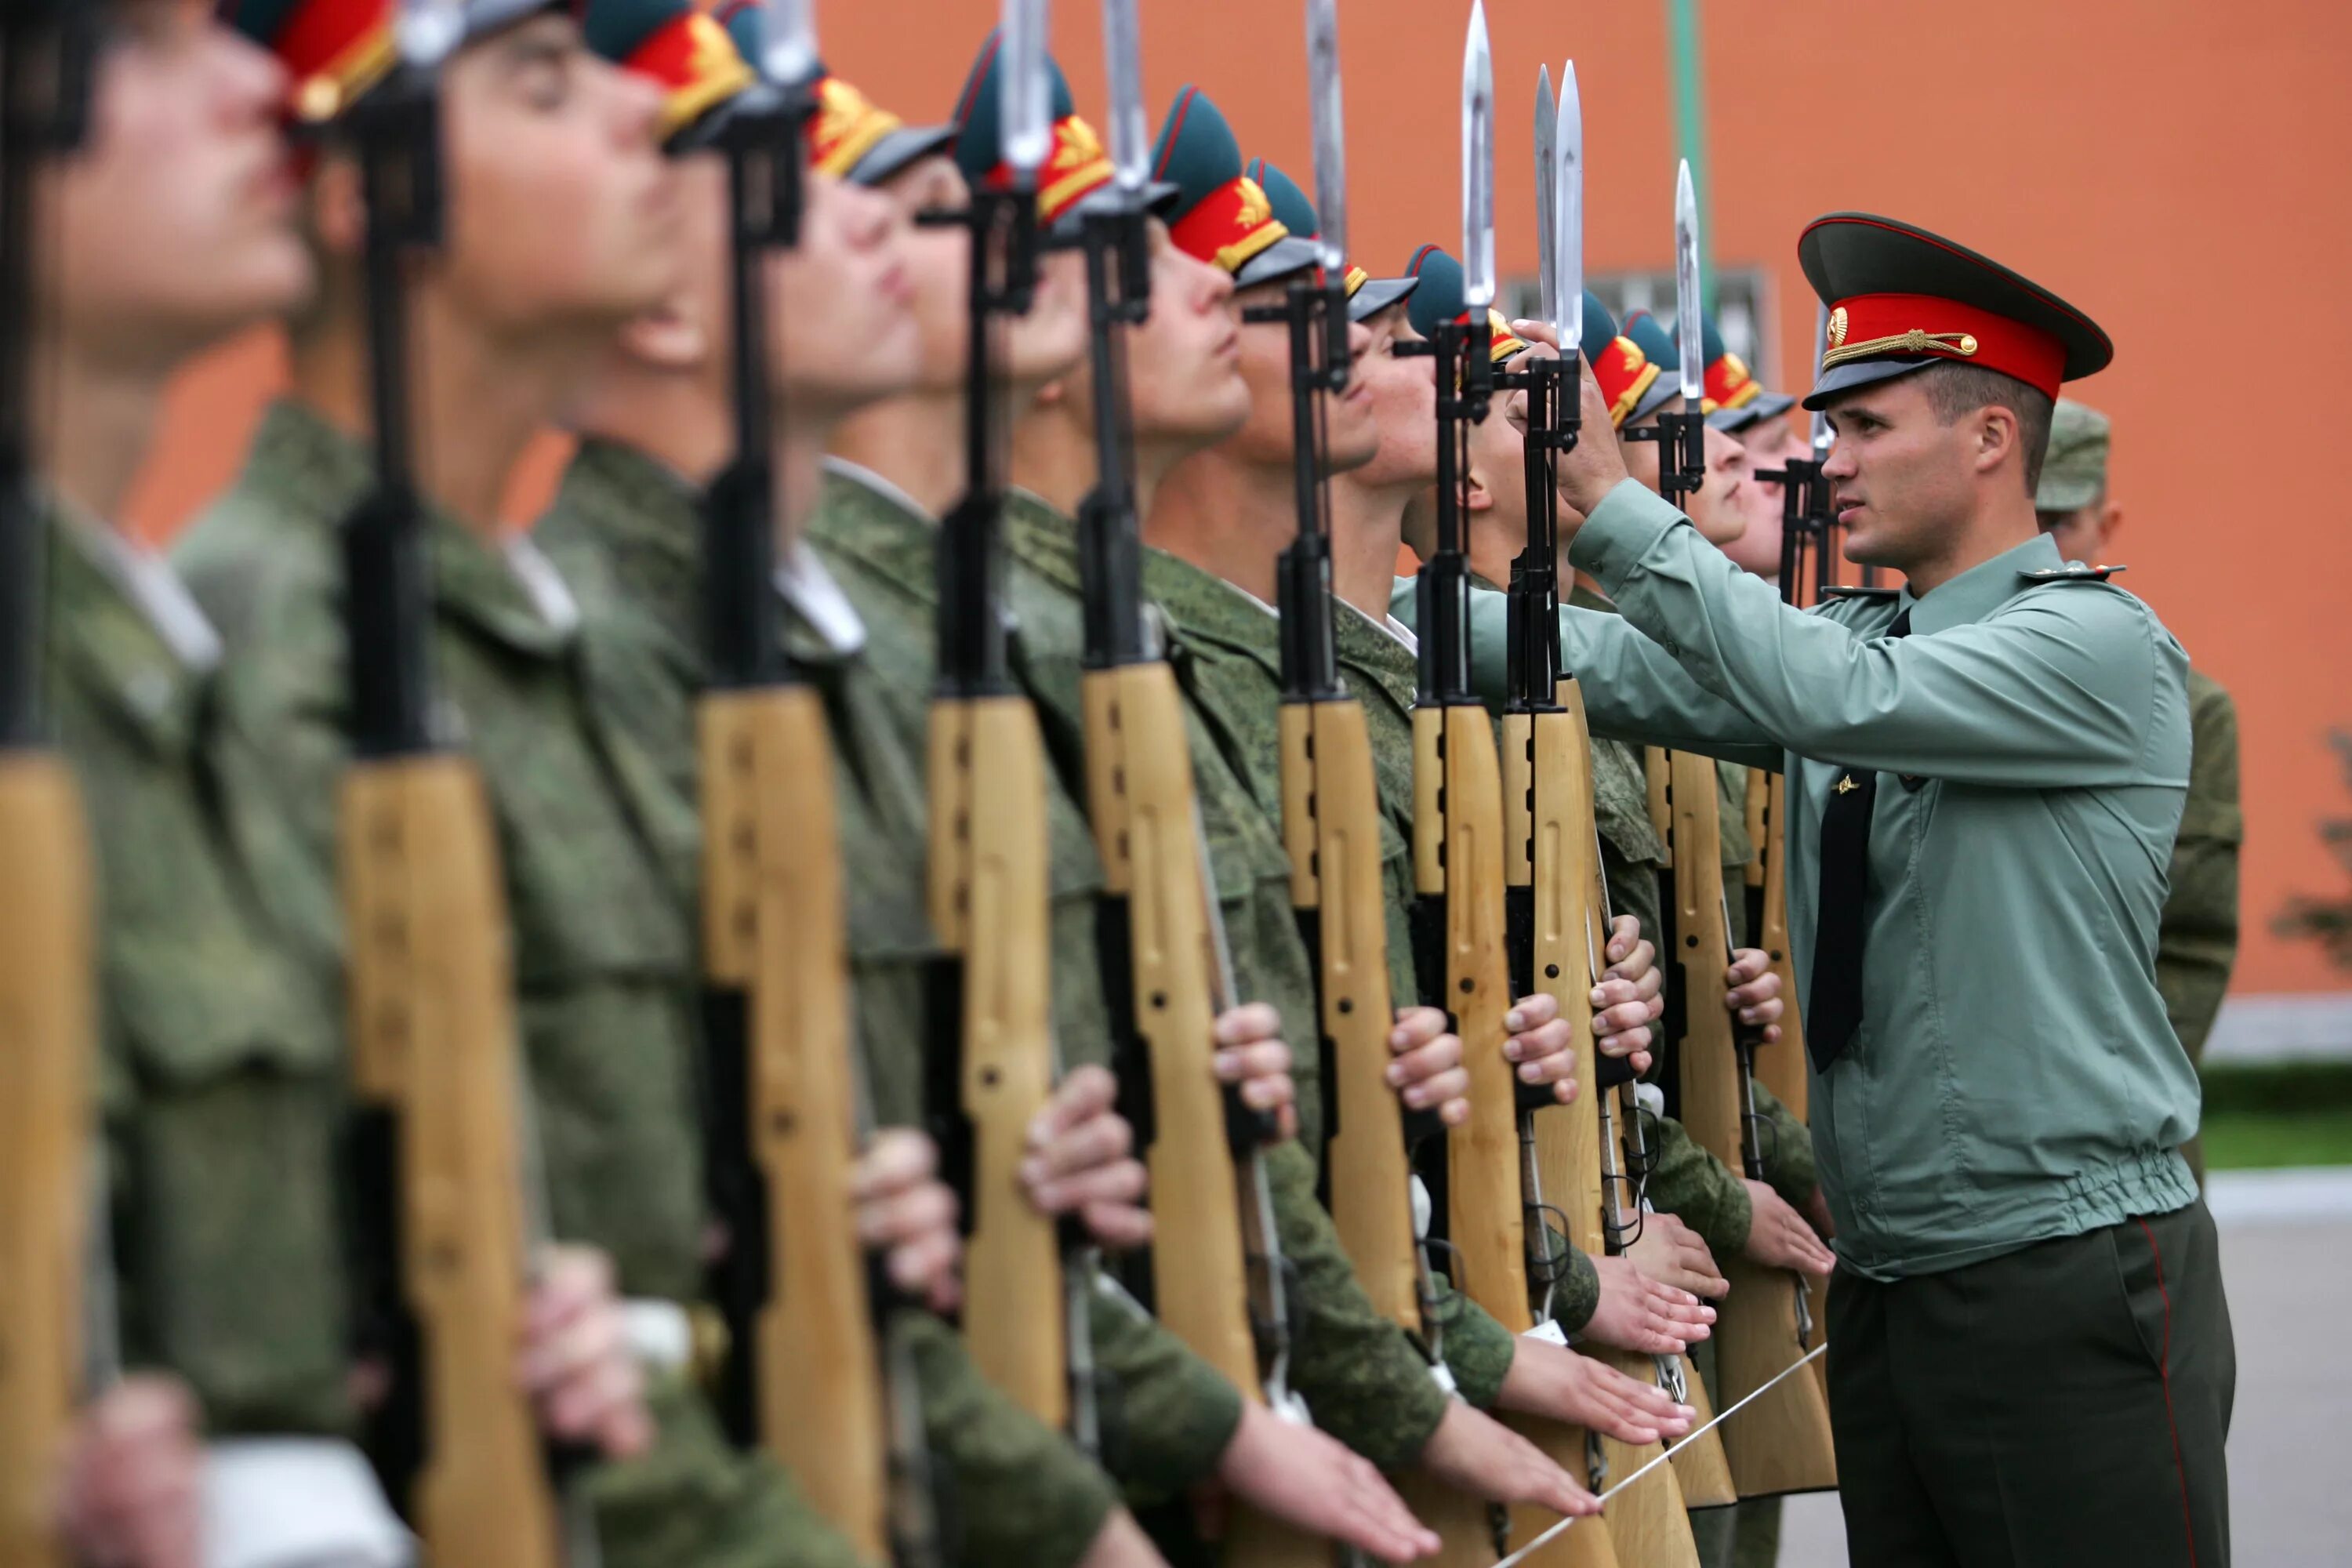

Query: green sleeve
left=904, top=1313, right=1116, bottom=1568
left=1566, top=480, right=2176, bottom=786
left=590, top=1374, right=878, bottom=1568
left=2158, top=675, right=2241, bottom=1065
left=1087, top=1282, right=1244, bottom=1509
left=1748, top=1081, right=1816, bottom=1213
left=1267, top=1142, right=1451, bottom=1469
left=1530, top=1230, right=1603, bottom=1338
left=1639, top=1112, right=1752, bottom=1258
left=1428, top=1281, right=1515, bottom=1409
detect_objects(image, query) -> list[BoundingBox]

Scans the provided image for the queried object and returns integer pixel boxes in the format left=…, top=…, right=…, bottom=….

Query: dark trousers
left=1828, top=1201, right=2234, bottom=1568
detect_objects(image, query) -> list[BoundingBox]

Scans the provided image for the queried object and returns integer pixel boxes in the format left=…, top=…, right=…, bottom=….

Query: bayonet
left=1000, top=0, right=1051, bottom=178
left=1674, top=160, right=1704, bottom=401
left=1558, top=64, right=1582, bottom=354
left=1102, top=0, right=1148, bottom=191
left=1307, top=0, right=1347, bottom=277
left=760, top=0, right=821, bottom=90
left=1461, top=0, right=1495, bottom=318
left=1534, top=66, right=1555, bottom=332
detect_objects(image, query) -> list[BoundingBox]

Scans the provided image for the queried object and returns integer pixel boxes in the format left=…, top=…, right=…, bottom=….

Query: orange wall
left=126, top=0, right=2352, bottom=995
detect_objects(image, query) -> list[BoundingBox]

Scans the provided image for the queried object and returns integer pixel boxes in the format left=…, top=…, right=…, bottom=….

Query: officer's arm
left=1421, top=576, right=1780, bottom=766
left=1570, top=480, right=2170, bottom=787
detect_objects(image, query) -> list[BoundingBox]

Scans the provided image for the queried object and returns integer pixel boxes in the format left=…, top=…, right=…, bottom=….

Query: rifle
left=1072, top=16, right=1325, bottom=1566
left=1646, top=752, right=1837, bottom=1499
left=0, top=10, right=95, bottom=1566
left=692, top=7, right=942, bottom=1562
left=924, top=0, right=1094, bottom=1446
left=1259, top=8, right=1490, bottom=1562
left=332, top=9, right=580, bottom=1560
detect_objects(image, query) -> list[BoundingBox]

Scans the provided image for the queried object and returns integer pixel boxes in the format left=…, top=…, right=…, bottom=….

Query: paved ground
left=1776, top=1168, right=2352, bottom=1566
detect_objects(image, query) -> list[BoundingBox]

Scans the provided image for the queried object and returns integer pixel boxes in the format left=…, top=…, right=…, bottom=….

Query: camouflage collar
left=1330, top=598, right=1417, bottom=716
left=1138, top=546, right=1283, bottom=683
left=551, top=436, right=704, bottom=659
left=47, top=504, right=212, bottom=760
left=811, top=463, right=938, bottom=610
left=245, top=397, right=573, bottom=657
left=1001, top=488, right=1085, bottom=594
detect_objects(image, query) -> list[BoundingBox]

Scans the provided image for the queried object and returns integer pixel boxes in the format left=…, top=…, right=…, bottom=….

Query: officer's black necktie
left=1807, top=607, right=1911, bottom=1071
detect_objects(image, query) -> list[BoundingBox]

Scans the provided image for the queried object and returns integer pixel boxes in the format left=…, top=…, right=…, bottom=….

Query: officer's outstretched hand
left=1741, top=1181, right=1838, bottom=1277
left=1511, top=318, right=1634, bottom=520
left=1623, top=1209, right=1729, bottom=1301
left=1387, top=1006, right=1471, bottom=1125
left=1022, top=1064, right=1152, bottom=1250
left=855, top=1130, right=965, bottom=1312
left=1584, top=1254, right=1716, bottom=1356
left=1210, top=1003, right=1298, bottom=1141
left=1723, top=948, right=1784, bottom=1043
left=56, top=1375, right=201, bottom=1568
left=1498, top=1334, right=1695, bottom=1446
left=1415, top=1399, right=1599, bottom=1519
left=1593, top=913, right=1664, bottom=1075
left=520, top=1247, right=654, bottom=1461
left=1207, top=1401, right=1442, bottom=1560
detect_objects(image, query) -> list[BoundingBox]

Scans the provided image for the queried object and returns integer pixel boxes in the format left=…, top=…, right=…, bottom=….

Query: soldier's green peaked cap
left=1401, top=245, right=1525, bottom=362
left=1243, top=158, right=1415, bottom=322
left=710, top=2, right=954, bottom=181
left=2035, top=399, right=2111, bottom=513
left=948, top=29, right=1174, bottom=230
left=227, top=0, right=562, bottom=125
left=1152, top=87, right=1319, bottom=288
left=1669, top=310, right=1795, bottom=432
left=1797, top=212, right=2113, bottom=409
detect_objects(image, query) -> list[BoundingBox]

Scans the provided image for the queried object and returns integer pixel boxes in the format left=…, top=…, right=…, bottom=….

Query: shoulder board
left=1819, top=585, right=1900, bottom=601
left=2019, top=561, right=2126, bottom=584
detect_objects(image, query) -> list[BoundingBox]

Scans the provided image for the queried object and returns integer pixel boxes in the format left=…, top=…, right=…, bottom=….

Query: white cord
left=1490, top=1343, right=1830, bottom=1568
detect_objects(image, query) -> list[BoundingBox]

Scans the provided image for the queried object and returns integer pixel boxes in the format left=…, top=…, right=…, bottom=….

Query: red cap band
left=1824, top=292, right=2066, bottom=399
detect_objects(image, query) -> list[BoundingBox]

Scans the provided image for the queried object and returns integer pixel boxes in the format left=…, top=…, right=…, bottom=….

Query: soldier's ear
left=1464, top=470, right=1494, bottom=514
left=617, top=293, right=706, bottom=370
left=310, top=152, right=368, bottom=262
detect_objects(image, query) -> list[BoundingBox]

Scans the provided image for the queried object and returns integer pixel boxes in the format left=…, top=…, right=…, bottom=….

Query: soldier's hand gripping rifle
left=1072, top=5, right=1327, bottom=1562
left=331, top=5, right=592, bottom=1561
left=692, top=5, right=940, bottom=1562
left=0, top=10, right=96, bottom=1566
left=923, top=0, right=1099, bottom=1453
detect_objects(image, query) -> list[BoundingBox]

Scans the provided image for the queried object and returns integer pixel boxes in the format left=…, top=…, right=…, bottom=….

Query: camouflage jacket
left=533, top=437, right=1154, bottom=1567
left=1000, top=492, right=1456, bottom=1468
left=172, top=406, right=873, bottom=1568
left=49, top=501, right=356, bottom=1441
left=2158, top=668, right=2241, bottom=1065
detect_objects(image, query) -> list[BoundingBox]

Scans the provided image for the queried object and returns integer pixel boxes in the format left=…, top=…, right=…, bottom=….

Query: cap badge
left=1827, top=306, right=1848, bottom=348
left=1834, top=775, right=1859, bottom=795
left=1234, top=176, right=1272, bottom=229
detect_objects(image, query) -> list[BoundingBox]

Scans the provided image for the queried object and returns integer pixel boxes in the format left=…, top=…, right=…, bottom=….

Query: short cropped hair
left=1917, top=361, right=2055, bottom=495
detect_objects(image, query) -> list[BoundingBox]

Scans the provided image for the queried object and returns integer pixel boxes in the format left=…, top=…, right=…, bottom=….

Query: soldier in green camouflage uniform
left=2036, top=398, right=2241, bottom=1181
left=41, top=8, right=662, bottom=1563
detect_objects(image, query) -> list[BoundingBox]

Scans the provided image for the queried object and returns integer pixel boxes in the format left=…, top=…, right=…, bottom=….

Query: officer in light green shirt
left=1528, top=214, right=2232, bottom=1568
left=2034, top=397, right=2241, bottom=1183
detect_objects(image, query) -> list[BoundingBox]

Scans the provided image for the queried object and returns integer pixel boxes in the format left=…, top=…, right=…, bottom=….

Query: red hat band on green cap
left=1704, top=348, right=1762, bottom=414
left=974, top=113, right=1116, bottom=225
left=1822, top=292, right=2066, bottom=399
left=621, top=8, right=755, bottom=142
left=1169, top=174, right=1288, bottom=276
left=1593, top=336, right=1659, bottom=429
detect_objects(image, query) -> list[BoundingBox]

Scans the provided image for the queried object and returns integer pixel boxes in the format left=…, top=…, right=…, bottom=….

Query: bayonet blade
left=1307, top=0, right=1347, bottom=271
left=1534, top=66, right=1555, bottom=332
left=1000, top=0, right=1052, bottom=178
left=760, top=0, right=821, bottom=90
left=1674, top=158, right=1703, bottom=401
left=1809, top=298, right=1832, bottom=452
left=1559, top=62, right=1583, bottom=353
left=1102, top=0, right=1148, bottom=191
left=1461, top=0, right=1494, bottom=309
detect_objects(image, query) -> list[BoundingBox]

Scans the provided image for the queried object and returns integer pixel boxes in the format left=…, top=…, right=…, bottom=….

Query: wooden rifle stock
left=1657, top=752, right=1835, bottom=1499
left=1638, top=753, right=1738, bottom=1512
left=339, top=757, right=561, bottom=1565
left=0, top=760, right=92, bottom=1568
left=927, top=694, right=1068, bottom=1428
left=700, top=690, right=892, bottom=1559
left=1084, top=662, right=1325, bottom=1567
left=1745, top=770, right=1828, bottom=1399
